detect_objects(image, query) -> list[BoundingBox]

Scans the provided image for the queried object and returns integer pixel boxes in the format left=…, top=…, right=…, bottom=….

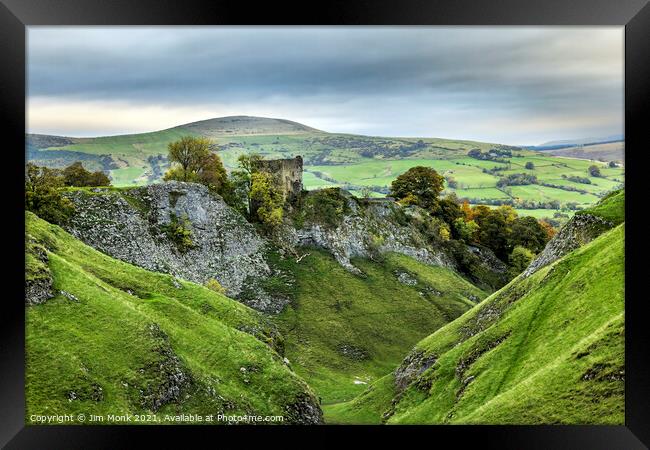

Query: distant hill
left=26, top=115, right=510, bottom=185
left=536, top=134, right=624, bottom=148
left=543, top=141, right=624, bottom=163
left=179, top=115, right=323, bottom=137
left=522, top=135, right=624, bottom=164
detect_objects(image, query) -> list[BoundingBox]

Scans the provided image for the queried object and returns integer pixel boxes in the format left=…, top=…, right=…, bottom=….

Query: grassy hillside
left=328, top=223, right=624, bottom=424
left=576, top=188, right=625, bottom=225
left=271, top=250, right=487, bottom=406
left=25, top=212, right=320, bottom=424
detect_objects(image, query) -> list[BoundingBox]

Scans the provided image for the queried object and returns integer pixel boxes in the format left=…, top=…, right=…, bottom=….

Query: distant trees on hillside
left=25, top=161, right=112, bottom=224
left=562, top=174, right=591, bottom=184
left=496, top=173, right=538, bottom=188
left=588, top=165, right=602, bottom=177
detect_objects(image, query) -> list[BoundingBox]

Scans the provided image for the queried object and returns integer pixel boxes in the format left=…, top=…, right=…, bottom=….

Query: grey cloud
left=27, top=26, right=623, bottom=144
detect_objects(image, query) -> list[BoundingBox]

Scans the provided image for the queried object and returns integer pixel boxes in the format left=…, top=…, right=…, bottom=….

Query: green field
left=109, top=167, right=150, bottom=187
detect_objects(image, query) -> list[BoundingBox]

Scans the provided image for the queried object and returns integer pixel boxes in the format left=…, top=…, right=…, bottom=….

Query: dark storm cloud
left=27, top=27, right=623, bottom=144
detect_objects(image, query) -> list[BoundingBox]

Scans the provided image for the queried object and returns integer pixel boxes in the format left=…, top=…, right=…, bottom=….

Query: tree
left=389, top=166, right=444, bottom=209
left=525, top=162, right=535, bottom=170
left=474, top=209, right=510, bottom=260
left=25, top=163, right=75, bottom=224
left=237, top=153, right=263, bottom=178
left=509, top=246, right=535, bottom=276
left=608, top=161, right=618, bottom=168
left=588, top=165, right=602, bottom=177
left=360, top=186, right=373, bottom=198
left=164, top=136, right=228, bottom=194
left=196, top=152, right=228, bottom=192
left=166, top=136, right=212, bottom=181
left=62, top=161, right=111, bottom=187
left=508, top=216, right=550, bottom=253
left=538, top=219, right=556, bottom=240
left=228, top=153, right=264, bottom=217
left=433, top=197, right=464, bottom=237
left=460, top=200, right=474, bottom=220
left=87, top=170, right=111, bottom=187
left=495, top=205, right=518, bottom=225
left=249, top=171, right=283, bottom=228
left=453, top=217, right=479, bottom=242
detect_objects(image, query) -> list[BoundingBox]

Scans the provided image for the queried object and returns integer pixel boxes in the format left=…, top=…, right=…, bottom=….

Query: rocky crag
left=523, top=213, right=614, bottom=277
left=292, top=193, right=506, bottom=285
left=61, top=182, right=506, bottom=313
left=63, top=182, right=283, bottom=313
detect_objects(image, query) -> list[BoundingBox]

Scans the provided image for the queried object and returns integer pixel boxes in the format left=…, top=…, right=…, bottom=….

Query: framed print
left=2, top=0, right=649, bottom=447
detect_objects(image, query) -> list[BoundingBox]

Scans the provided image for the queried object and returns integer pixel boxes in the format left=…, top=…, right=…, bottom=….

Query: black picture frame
left=2, top=0, right=648, bottom=447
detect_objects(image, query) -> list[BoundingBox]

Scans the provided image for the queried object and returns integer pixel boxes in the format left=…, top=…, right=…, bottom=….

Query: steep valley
left=24, top=175, right=624, bottom=425
left=325, top=191, right=624, bottom=424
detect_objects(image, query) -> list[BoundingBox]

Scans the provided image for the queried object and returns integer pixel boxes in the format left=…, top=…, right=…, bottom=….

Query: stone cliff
left=61, top=182, right=507, bottom=313
left=63, top=182, right=286, bottom=313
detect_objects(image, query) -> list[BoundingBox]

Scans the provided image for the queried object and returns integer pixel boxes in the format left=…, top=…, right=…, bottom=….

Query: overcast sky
left=27, top=26, right=623, bottom=145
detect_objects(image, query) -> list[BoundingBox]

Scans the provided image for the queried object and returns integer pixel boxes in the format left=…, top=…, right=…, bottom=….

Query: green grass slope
left=331, top=224, right=624, bottom=425
left=25, top=212, right=320, bottom=424
left=576, top=188, right=624, bottom=225
left=271, top=250, right=487, bottom=408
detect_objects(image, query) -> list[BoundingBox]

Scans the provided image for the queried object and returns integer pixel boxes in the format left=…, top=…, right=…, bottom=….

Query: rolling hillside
left=25, top=211, right=322, bottom=424
left=325, top=192, right=624, bottom=424
left=271, top=250, right=487, bottom=404
left=27, top=116, right=624, bottom=220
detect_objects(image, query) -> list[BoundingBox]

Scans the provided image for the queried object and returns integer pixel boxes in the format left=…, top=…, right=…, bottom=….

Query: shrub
left=509, top=246, right=535, bottom=277
left=453, top=217, right=479, bottom=242
left=588, top=165, right=602, bottom=177
left=164, top=137, right=229, bottom=196
left=250, top=171, right=284, bottom=229
left=302, top=188, right=350, bottom=229
left=205, top=278, right=227, bottom=295
left=496, top=173, right=538, bottom=188
left=25, top=163, right=75, bottom=224
left=62, top=162, right=111, bottom=187
left=162, top=214, right=195, bottom=252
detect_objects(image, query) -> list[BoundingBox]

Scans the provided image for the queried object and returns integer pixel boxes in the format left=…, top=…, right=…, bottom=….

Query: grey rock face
left=25, top=242, right=54, bottom=306
left=394, top=350, right=438, bottom=392
left=284, top=392, right=324, bottom=425
left=63, top=182, right=285, bottom=313
left=395, top=271, right=418, bottom=286
left=292, top=199, right=454, bottom=274
left=467, top=245, right=508, bottom=274
left=141, top=323, right=192, bottom=412
left=523, top=213, right=613, bottom=278
left=25, top=277, right=54, bottom=306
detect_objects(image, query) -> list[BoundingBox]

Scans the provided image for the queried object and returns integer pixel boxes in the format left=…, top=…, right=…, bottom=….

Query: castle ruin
left=255, top=155, right=303, bottom=203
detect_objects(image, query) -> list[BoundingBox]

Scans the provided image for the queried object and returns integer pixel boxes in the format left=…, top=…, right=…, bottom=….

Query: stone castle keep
left=255, top=155, right=303, bottom=203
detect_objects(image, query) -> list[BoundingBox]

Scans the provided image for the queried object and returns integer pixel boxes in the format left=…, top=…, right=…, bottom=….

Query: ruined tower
left=254, top=155, right=303, bottom=203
